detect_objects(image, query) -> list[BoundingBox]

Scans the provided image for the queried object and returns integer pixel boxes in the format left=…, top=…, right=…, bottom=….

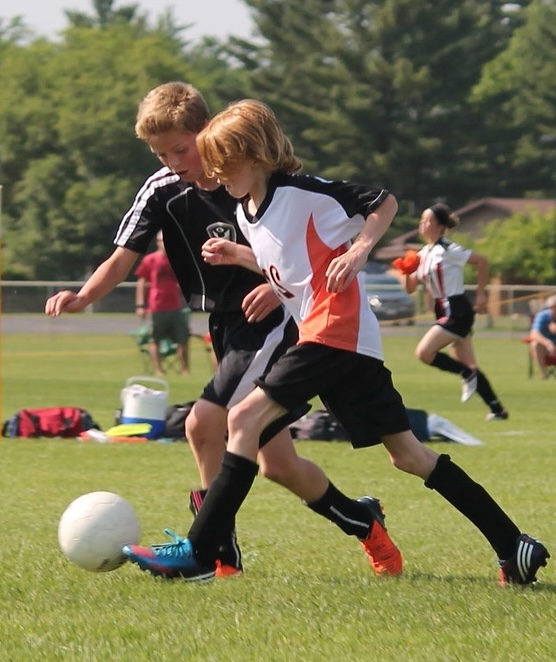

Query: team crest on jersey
left=206, top=222, right=237, bottom=242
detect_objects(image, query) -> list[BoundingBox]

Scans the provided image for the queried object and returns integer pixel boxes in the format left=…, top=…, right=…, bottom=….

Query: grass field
left=1, top=322, right=554, bottom=661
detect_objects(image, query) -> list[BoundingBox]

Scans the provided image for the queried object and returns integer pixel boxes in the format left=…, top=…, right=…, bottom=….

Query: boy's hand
left=392, top=250, right=420, bottom=275
left=201, top=238, right=238, bottom=265
left=325, top=249, right=368, bottom=293
left=242, top=283, right=281, bottom=322
left=45, top=291, right=88, bottom=316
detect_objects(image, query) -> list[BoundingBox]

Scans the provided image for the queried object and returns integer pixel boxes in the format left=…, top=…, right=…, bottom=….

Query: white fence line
left=1, top=280, right=555, bottom=316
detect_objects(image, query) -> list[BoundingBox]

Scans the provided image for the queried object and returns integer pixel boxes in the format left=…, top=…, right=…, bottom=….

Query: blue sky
left=5, top=0, right=253, bottom=41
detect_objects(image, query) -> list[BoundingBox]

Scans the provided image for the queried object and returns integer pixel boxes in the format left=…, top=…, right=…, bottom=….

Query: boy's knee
left=389, top=442, right=438, bottom=479
left=185, top=405, right=226, bottom=450
left=415, top=346, right=432, bottom=363
left=259, top=455, right=297, bottom=486
left=259, top=461, right=286, bottom=484
left=227, top=403, right=246, bottom=432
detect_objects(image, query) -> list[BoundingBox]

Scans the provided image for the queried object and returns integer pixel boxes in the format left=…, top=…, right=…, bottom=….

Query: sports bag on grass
left=288, top=409, right=349, bottom=441
left=164, top=401, right=196, bottom=439
left=2, top=407, right=99, bottom=438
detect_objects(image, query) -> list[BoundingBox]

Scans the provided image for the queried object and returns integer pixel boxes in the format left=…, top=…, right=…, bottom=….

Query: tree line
left=1, top=0, right=555, bottom=282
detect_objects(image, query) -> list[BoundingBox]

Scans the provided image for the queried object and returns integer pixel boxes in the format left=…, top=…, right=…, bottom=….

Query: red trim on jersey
left=434, top=263, right=447, bottom=317
left=298, top=214, right=361, bottom=351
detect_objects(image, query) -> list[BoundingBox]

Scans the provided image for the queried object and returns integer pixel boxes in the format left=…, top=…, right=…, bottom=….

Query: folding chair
left=129, top=324, right=179, bottom=375
left=522, top=334, right=556, bottom=379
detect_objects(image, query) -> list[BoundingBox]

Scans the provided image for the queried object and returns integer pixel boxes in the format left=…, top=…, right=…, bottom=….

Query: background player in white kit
left=399, top=203, right=508, bottom=421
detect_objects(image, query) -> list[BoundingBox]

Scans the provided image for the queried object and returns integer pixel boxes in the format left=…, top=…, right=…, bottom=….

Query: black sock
left=306, top=482, right=373, bottom=539
left=187, top=451, right=258, bottom=567
left=189, top=488, right=207, bottom=516
left=425, top=454, right=520, bottom=559
left=190, top=487, right=241, bottom=568
left=476, top=370, right=504, bottom=413
left=430, top=352, right=473, bottom=378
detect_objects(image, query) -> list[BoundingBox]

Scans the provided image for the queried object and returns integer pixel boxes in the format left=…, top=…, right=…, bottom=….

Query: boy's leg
left=385, top=432, right=549, bottom=585
left=259, top=428, right=402, bottom=575
left=123, top=388, right=268, bottom=581
left=425, top=453, right=549, bottom=585
left=186, top=400, right=228, bottom=488
left=185, top=399, right=243, bottom=575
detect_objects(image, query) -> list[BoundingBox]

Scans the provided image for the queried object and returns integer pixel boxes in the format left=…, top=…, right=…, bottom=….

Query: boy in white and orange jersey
left=124, top=99, right=549, bottom=587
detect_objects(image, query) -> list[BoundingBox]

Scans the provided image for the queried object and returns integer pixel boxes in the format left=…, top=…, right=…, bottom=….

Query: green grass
left=1, top=326, right=554, bottom=661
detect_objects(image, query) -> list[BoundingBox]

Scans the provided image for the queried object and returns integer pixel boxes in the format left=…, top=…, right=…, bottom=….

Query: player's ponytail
left=429, top=203, right=459, bottom=229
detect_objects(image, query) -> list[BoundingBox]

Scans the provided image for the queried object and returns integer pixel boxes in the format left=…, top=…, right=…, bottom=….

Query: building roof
left=455, top=197, right=556, bottom=217
left=374, top=197, right=556, bottom=261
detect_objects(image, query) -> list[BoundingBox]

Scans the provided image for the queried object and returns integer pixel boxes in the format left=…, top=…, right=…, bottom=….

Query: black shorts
left=434, top=296, right=475, bottom=339
left=255, top=343, right=410, bottom=448
left=200, top=308, right=298, bottom=409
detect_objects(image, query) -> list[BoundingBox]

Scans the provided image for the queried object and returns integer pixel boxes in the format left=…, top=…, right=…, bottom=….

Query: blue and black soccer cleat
left=123, top=529, right=215, bottom=582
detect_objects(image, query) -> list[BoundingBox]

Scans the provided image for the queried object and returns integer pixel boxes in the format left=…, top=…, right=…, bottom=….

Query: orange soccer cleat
left=358, top=497, right=403, bottom=576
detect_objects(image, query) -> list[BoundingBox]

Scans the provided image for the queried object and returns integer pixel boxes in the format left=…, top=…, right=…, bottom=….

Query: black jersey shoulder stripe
left=268, top=173, right=390, bottom=220
left=114, top=167, right=180, bottom=246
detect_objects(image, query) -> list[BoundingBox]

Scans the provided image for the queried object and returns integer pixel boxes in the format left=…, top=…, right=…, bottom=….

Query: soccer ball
left=58, top=491, right=141, bottom=572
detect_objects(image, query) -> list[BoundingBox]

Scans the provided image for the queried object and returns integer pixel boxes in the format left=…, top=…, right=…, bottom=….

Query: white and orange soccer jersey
left=236, top=173, right=389, bottom=360
left=416, top=238, right=472, bottom=302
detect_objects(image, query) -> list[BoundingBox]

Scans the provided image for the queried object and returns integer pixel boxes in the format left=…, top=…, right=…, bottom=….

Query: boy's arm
left=202, top=238, right=282, bottom=322
left=45, top=246, right=140, bottom=316
left=326, top=193, right=398, bottom=293
left=202, top=238, right=262, bottom=274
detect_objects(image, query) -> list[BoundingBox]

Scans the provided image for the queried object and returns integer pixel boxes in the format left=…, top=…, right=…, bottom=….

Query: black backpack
left=163, top=402, right=196, bottom=439
left=288, top=409, right=349, bottom=441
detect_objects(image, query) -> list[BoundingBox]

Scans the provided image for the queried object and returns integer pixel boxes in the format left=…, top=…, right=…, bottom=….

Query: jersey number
left=263, top=265, right=295, bottom=300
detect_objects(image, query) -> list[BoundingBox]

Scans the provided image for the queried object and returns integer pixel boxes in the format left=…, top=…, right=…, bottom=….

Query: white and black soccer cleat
left=499, top=534, right=550, bottom=586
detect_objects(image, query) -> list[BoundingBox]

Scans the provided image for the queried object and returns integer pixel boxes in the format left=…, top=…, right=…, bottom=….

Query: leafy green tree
left=0, top=22, right=202, bottom=279
left=0, top=39, right=60, bottom=230
left=64, top=0, right=146, bottom=29
left=0, top=15, right=34, bottom=44
left=471, top=0, right=556, bottom=196
left=473, top=210, right=556, bottom=284
left=230, top=0, right=531, bottom=212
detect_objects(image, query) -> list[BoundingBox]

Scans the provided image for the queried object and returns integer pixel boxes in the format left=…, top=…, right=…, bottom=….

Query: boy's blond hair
left=197, top=99, right=302, bottom=178
left=135, top=82, right=210, bottom=141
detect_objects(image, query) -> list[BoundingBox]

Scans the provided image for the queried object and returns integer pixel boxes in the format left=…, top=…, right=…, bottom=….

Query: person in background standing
left=135, top=231, right=191, bottom=376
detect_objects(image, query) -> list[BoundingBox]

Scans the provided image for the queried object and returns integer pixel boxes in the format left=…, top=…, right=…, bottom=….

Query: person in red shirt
left=135, top=232, right=190, bottom=375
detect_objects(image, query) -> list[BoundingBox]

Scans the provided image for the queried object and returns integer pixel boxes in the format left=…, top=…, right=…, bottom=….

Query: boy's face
left=217, top=162, right=259, bottom=200
left=148, top=130, right=204, bottom=182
